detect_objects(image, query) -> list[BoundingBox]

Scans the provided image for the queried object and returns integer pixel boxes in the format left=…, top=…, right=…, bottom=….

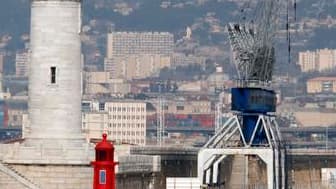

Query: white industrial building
left=82, top=100, right=147, bottom=145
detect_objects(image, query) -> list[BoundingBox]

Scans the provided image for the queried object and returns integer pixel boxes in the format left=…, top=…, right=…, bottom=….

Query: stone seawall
left=0, top=163, right=159, bottom=189
left=0, top=168, right=29, bottom=189
left=0, top=164, right=92, bottom=189
left=0, top=143, right=160, bottom=189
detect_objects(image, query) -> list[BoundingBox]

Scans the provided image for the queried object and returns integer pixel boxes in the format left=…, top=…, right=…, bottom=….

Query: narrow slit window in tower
left=51, top=67, right=56, bottom=84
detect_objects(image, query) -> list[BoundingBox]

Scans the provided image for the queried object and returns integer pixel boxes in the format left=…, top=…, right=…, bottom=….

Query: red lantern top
left=95, top=134, right=115, bottom=162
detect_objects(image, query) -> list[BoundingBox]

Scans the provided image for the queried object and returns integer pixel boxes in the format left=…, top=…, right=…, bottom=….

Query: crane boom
left=228, top=0, right=280, bottom=86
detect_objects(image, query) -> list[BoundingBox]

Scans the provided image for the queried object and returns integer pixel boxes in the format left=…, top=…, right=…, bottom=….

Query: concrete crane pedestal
left=198, top=115, right=286, bottom=189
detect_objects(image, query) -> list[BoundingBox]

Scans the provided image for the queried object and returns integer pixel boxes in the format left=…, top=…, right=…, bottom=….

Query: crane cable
left=294, top=0, right=297, bottom=21
left=286, top=0, right=290, bottom=64
left=317, top=0, right=326, bottom=19
left=287, top=0, right=298, bottom=65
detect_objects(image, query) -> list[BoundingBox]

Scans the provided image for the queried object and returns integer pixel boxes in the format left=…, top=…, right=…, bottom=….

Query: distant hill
left=1, top=0, right=336, bottom=49
left=1, top=0, right=336, bottom=75
left=0, top=0, right=30, bottom=50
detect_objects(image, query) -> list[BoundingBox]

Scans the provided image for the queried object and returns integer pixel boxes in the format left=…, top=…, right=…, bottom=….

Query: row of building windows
left=108, top=107, right=145, bottom=112
left=109, top=138, right=145, bottom=145
left=108, top=123, right=145, bottom=129
left=83, top=122, right=146, bottom=130
left=105, top=130, right=145, bottom=137
left=108, top=115, right=145, bottom=120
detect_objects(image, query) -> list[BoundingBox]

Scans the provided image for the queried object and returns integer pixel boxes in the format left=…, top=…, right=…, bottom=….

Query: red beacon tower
left=91, top=134, right=118, bottom=189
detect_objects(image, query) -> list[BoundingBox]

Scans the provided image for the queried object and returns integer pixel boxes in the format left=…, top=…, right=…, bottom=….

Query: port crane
left=198, top=0, right=288, bottom=188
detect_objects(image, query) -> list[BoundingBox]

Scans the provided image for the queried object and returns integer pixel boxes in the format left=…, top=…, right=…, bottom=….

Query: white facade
left=106, top=32, right=174, bottom=58
left=105, top=32, right=174, bottom=79
left=82, top=112, right=108, bottom=141
left=166, top=178, right=200, bottom=189
left=321, top=168, right=336, bottom=188
left=298, top=48, right=336, bottom=72
left=27, top=0, right=83, bottom=142
left=105, top=54, right=171, bottom=79
left=82, top=101, right=147, bottom=145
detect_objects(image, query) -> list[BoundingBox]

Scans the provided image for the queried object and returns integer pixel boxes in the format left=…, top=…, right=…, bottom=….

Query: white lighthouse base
left=0, top=142, right=93, bottom=189
left=1, top=141, right=94, bottom=165
left=0, top=143, right=161, bottom=189
left=0, top=162, right=92, bottom=189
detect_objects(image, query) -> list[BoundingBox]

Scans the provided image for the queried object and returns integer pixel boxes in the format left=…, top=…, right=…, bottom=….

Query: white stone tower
left=2, top=0, right=91, bottom=164
left=27, top=0, right=83, bottom=143
left=0, top=1, right=92, bottom=188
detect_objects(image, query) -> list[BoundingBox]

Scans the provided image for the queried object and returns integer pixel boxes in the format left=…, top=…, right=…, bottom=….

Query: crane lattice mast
left=228, top=0, right=280, bottom=86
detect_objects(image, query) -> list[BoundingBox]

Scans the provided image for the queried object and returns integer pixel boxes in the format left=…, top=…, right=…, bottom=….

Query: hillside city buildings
left=172, top=53, right=206, bottom=68
left=104, top=32, right=174, bottom=80
left=4, top=23, right=336, bottom=147
left=306, top=77, right=336, bottom=94
left=298, top=48, right=336, bottom=72
left=105, top=54, right=171, bottom=80
left=106, top=32, right=174, bottom=58
left=84, top=71, right=131, bottom=96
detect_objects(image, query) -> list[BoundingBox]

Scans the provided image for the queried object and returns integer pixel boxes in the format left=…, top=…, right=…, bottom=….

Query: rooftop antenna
left=157, top=85, right=165, bottom=146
